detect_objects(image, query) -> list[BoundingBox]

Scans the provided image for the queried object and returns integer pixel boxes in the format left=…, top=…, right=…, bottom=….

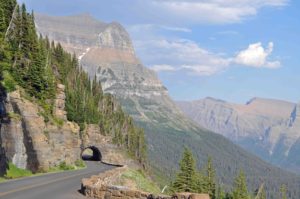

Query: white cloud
left=135, top=39, right=280, bottom=76
left=234, top=42, right=281, bottom=68
left=181, top=65, right=224, bottom=76
left=151, top=64, right=177, bottom=72
left=135, top=39, right=230, bottom=76
left=150, top=0, right=288, bottom=24
left=128, top=24, right=191, bottom=34
left=217, top=30, right=240, bottom=36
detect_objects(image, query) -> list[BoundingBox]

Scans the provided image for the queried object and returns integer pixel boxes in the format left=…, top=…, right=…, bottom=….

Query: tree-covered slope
left=0, top=0, right=146, bottom=166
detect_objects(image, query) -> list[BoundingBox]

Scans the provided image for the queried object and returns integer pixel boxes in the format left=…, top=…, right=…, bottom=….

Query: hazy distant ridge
left=177, top=97, right=300, bottom=173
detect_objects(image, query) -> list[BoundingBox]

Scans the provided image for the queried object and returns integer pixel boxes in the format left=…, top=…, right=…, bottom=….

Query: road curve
left=0, top=161, right=116, bottom=199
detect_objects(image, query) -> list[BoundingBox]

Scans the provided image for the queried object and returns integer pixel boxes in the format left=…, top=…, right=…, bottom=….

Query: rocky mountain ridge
left=36, top=13, right=188, bottom=129
left=177, top=97, right=300, bottom=173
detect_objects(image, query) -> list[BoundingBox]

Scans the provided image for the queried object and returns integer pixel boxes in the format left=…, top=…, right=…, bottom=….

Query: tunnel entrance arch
left=81, top=146, right=102, bottom=161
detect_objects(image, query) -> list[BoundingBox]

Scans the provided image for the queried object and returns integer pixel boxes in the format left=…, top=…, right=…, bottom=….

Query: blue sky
left=19, top=0, right=300, bottom=103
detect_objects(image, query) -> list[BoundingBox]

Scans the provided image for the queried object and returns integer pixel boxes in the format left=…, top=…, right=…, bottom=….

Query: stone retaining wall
left=81, top=167, right=210, bottom=199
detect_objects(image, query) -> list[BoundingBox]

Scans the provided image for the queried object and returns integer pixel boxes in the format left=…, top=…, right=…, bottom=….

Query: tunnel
left=81, top=146, right=102, bottom=161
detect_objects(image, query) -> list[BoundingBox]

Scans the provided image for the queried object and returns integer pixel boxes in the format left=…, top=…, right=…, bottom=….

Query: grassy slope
left=120, top=169, right=161, bottom=194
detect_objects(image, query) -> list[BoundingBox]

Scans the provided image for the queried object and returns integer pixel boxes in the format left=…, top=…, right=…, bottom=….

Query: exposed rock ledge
left=81, top=167, right=210, bottom=199
left=0, top=86, right=132, bottom=175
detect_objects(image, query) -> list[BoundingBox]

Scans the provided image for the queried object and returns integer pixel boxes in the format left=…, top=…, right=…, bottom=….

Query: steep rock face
left=177, top=98, right=300, bottom=172
left=36, top=13, right=194, bottom=132
left=0, top=86, right=130, bottom=174
left=35, top=14, right=300, bottom=197
left=53, top=84, right=67, bottom=121
left=0, top=90, right=82, bottom=172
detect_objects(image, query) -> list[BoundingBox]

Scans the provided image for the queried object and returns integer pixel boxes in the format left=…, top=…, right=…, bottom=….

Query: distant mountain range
left=177, top=97, right=300, bottom=173
left=35, top=13, right=300, bottom=197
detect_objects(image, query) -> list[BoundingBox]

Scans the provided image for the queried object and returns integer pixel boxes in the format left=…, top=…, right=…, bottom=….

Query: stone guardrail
left=81, top=166, right=210, bottom=199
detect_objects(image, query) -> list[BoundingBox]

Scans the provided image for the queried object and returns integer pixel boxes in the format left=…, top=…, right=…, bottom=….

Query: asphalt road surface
left=0, top=161, right=116, bottom=199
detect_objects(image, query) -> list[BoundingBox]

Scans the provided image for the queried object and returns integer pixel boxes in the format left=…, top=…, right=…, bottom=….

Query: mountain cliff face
left=35, top=14, right=300, bottom=197
left=0, top=87, right=81, bottom=174
left=177, top=97, right=300, bottom=173
left=36, top=13, right=195, bottom=135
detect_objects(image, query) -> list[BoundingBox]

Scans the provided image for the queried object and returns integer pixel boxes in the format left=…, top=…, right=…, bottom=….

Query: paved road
left=0, top=162, right=115, bottom=199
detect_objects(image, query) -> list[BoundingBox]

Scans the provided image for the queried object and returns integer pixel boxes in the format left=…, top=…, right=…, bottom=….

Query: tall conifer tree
left=172, top=148, right=197, bottom=193
left=280, top=185, right=287, bottom=199
left=232, top=170, right=249, bottom=199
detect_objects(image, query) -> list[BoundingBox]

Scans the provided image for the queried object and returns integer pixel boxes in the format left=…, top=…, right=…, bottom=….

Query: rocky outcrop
left=0, top=87, right=128, bottom=174
left=81, top=167, right=210, bottom=199
left=0, top=90, right=82, bottom=172
left=177, top=98, right=300, bottom=172
left=53, top=84, right=67, bottom=120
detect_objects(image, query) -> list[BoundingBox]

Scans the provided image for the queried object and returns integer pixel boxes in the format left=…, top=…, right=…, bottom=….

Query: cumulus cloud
left=135, top=39, right=280, bottom=76
left=234, top=42, right=281, bottom=68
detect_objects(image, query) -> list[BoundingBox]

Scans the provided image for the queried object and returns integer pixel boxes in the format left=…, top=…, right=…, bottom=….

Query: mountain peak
left=204, top=97, right=226, bottom=103
left=98, top=21, right=135, bottom=54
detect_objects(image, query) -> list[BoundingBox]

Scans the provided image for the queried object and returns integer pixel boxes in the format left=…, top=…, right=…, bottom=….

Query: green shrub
left=5, top=162, right=32, bottom=179
left=53, top=117, right=64, bottom=127
left=59, top=161, right=75, bottom=170
left=7, top=112, right=21, bottom=120
left=2, top=71, right=16, bottom=92
left=75, top=159, right=86, bottom=168
left=38, top=111, right=50, bottom=123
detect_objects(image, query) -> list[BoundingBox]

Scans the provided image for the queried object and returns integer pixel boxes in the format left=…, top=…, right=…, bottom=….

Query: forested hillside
left=0, top=0, right=146, bottom=165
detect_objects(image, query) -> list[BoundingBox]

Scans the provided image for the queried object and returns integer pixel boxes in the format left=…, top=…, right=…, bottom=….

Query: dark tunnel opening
left=81, top=146, right=102, bottom=161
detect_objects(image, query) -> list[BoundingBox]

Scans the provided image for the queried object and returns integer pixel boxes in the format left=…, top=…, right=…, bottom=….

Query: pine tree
left=216, top=184, right=226, bottom=199
left=280, top=184, right=287, bottom=199
left=172, top=148, right=197, bottom=193
left=0, top=0, right=17, bottom=28
left=205, top=157, right=216, bottom=199
left=195, top=171, right=207, bottom=193
left=232, top=170, right=249, bottom=199
left=0, top=8, right=6, bottom=34
left=137, top=128, right=147, bottom=164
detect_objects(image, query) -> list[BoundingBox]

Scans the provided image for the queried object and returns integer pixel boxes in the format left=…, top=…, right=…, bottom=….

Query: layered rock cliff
left=0, top=87, right=81, bottom=174
left=0, top=85, right=127, bottom=175
left=177, top=97, right=300, bottom=173
left=34, top=14, right=300, bottom=197
left=36, top=14, right=197, bottom=132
